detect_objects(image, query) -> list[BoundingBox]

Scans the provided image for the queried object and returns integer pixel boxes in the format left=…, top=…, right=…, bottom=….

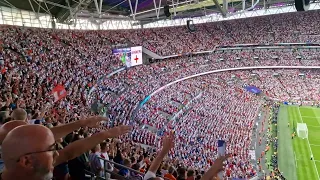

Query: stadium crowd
left=0, top=9, right=320, bottom=180
left=101, top=10, right=320, bottom=56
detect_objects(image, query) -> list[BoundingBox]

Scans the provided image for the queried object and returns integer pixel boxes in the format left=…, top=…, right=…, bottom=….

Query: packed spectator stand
left=0, top=9, right=320, bottom=180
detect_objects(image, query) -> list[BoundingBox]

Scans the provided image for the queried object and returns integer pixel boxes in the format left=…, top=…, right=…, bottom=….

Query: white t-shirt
left=144, top=171, right=164, bottom=180
left=99, top=152, right=113, bottom=178
left=144, top=171, right=156, bottom=180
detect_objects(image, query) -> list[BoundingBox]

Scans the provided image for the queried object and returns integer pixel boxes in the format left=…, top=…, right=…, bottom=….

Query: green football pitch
left=278, top=105, right=320, bottom=180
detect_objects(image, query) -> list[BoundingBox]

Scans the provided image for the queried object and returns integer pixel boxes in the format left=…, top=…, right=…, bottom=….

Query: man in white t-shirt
left=99, top=142, right=113, bottom=178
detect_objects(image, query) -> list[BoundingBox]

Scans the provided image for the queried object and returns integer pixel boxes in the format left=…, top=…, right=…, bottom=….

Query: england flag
left=130, top=46, right=143, bottom=66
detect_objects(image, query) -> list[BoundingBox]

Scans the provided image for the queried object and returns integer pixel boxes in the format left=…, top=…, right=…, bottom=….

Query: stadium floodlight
left=297, top=123, right=308, bottom=139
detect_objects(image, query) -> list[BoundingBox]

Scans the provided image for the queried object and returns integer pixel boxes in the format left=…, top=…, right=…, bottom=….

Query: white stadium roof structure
left=0, top=0, right=319, bottom=30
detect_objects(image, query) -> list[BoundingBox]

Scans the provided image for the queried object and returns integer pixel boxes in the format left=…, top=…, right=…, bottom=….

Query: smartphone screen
left=217, top=140, right=226, bottom=156
left=217, top=140, right=226, bottom=179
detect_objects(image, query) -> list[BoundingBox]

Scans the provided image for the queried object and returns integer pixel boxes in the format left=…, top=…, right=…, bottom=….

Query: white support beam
left=99, top=0, right=103, bottom=14
left=43, top=0, right=70, bottom=9
left=106, top=0, right=127, bottom=11
left=32, top=0, right=51, bottom=14
left=62, top=0, right=86, bottom=23
left=93, top=0, right=100, bottom=15
left=242, top=0, right=245, bottom=10
left=65, top=0, right=75, bottom=21
left=134, top=0, right=139, bottom=17
left=37, top=2, right=41, bottom=14
left=2, top=0, right=16, bottom=8
left=212, top=0, right=227, bottom=17
left=153, top=0, right=158, bottom=18
left=44, top=1, right=54, bottom=15
left=172, top=0, right=179, bottom=16
left=28, top=0, right=43, bottom=25
left=153, top=0, right=162, bottom=19
left=128, top=0, right=134, bottom=18
left=223, top=0, right=228, bottom=13
left=73, top=0, right=89, bottom=6
left=133, top=0, right=195, bottom=16
left=157, top=0, right=162, bottom=18
left=27, top=0, right=36, bottom=13
left=0, top=2, right=8, bottom=7
left=128, top=0, right=139, bottom=20
left=74, top=13, right=77, bottom=27
left=73, top=0, right=87, bottom=14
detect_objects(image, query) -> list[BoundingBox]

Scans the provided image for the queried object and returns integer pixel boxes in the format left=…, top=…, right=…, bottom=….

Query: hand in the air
left=105, top=125, right=132, bottom=138
left=81, top=116, right=108, bottom=128
left=211, top=154, right=231, bottom=174
left=162, top=133, right=175, bottom=153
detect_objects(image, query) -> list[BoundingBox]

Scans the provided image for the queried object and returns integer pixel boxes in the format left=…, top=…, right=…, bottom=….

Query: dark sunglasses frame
left=16, top=142, right=58, bottom=162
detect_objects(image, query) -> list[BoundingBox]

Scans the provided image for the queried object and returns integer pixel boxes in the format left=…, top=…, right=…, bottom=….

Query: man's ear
left=18, top=155, right=33, bottom=168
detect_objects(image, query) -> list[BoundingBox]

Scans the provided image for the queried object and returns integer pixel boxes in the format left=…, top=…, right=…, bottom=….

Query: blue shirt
left=118, top=168, right=129, bottom=177
left=89, top=153, right=102, bottom=176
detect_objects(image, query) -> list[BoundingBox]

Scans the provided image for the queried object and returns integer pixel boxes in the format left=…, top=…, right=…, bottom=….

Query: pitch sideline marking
left=307, top=125, right=320, bottom=128
left=298, top=107, right=320, bottom=180
left=294, top=152, right=298, bottom=168
left=310, top=144, right=320, bottom=147
left=300, top=107, right=320, bottom=110
left=301, top=116, right=320, bottom=119
left=311, top=108, right=320, bottom=131
left=297, top=158, right=320, bottom=163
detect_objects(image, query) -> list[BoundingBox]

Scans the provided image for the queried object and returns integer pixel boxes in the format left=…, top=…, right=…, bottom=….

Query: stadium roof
left=2, top=0, right=297, bottom=24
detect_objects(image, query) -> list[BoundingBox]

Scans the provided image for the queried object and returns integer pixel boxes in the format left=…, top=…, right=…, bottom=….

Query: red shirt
left=164, top=174, right=176, bottom=180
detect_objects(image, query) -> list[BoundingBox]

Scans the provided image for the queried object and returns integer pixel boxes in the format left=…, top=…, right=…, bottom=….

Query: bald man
left=0, top=121, right=27, bottom=174
left=11, top=108, right=27, bottom=121
left=0, top=120, right=27, bottom=142
left=0, top=116, right=109, bottom=173
left=0, top=108, right=28, bottom=144
left=1, top=124, right=131, bottom=180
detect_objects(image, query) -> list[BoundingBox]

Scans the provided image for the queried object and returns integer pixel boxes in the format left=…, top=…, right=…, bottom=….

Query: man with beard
left=0, top=124, right=131, bottom=180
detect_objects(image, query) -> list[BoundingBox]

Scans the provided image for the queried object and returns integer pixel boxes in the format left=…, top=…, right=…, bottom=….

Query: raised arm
left=54, top=125, right=132, bottom=166
left=50, top=116, right=107, bottom=140
left=144, top=133, right=174, bottom=180
left=200, top=155, right=230, bottom=180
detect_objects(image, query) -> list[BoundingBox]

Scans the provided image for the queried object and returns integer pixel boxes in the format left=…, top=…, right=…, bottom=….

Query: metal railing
left=84, top=157, right=170, bottom=180
left=90, top=157, right=145, bottom=180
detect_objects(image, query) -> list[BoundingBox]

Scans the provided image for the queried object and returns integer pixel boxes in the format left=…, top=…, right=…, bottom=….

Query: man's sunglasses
left=16, top=142, right=58, bottom=162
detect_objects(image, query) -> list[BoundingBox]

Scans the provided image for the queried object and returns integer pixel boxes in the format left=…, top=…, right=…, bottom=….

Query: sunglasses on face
left=16, top=142, right=58, bottom=162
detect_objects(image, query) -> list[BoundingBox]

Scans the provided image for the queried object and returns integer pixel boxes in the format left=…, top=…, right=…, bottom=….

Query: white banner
left=249, top=150, right=256, bottom=160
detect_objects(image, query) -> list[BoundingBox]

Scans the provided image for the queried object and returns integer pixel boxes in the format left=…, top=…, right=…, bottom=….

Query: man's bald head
left=0, top=120, right=27, bottom=144
left=2, top=125, right=57, bottom=179
left=11, top=108, right=27, bottom=121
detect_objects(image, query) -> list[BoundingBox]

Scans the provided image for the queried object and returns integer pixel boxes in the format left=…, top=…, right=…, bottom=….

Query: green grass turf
left=279, top=105, right=320, bottom=180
